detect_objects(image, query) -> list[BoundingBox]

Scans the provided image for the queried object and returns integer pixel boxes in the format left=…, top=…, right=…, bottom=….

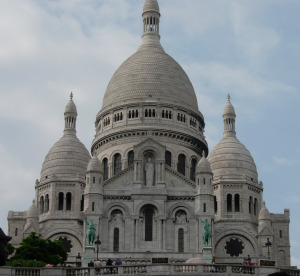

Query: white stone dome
left=87, top=155, right=102, bottom=172
left=209, top=136, right=258, bottom=181
left=196, top=152, right=212, bottom=174
left=259, top=203, right=271, bottom=221
left=41, top=95, right=91, bottom=181
left=143, top=0, right=160, bottom=14
left=208, top=96, right=258, bottom=182
left=26, top=200, right=38, bottom=219
left=101, top=46, right=199, bottom=113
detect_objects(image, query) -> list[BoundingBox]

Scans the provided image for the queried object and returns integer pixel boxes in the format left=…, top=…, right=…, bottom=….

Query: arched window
left=58, top=192, right=64, bottom=210
left=128, top=150, right=134, bottom=166
left=145, top=207, right=154, bottom=241
left=177, top=154, right=186, bottom=176
left=66, top=192, right=72, bottom=210
left=234, top=194, right=240, bottom=212
left=190, top=158, right=197, bottom=181
left=113, top=228, right=119, bottom=252
left=40, top=196, right=44, bottom=214
left=227, top=194, right=232, bottom=212
left=114, top=153, right=122, bottom=175
left=249, top=196, right=253, bottom=214
left=103, top=158, right=108, bottom=181
left=45, top=194, right=49, bottom=212
left=178, top=228, right=184, bottom=252
left=165, top=151, right=172, bottom=166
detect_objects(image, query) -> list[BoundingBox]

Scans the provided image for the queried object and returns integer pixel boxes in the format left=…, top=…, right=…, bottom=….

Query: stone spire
left=140, top=0, right=162, bottom=49
left=64, top=92, right=77, bottom=134
left=222, top=94, right=236, bottom=137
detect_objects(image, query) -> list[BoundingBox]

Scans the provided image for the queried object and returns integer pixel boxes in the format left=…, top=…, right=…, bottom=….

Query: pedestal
left=83, top=246, right=95, bottom=267
left=202, top=247, right=212, bottom=264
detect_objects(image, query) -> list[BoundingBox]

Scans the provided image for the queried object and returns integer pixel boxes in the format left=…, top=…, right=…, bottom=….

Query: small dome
left=27, top=200, right=38, bottom=219
left=143, top=0, right=160, bottom=14
left=197, top=151, right=212, bottom=174
left=223, top=95, right=236, bottom=117
left=208, top=136, right=258, bottom=182
left=65, top=93, right=77, bottom=114
left=259, top=202, right=271, bottom=221
left=41, top=133, right=91, bottom=181
left=87, top=156, right=102, bottom=172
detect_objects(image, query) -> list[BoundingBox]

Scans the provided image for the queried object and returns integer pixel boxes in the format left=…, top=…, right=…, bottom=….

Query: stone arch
left=214, top=229, right=258, bottom=258
left=134, top=200, right=163, bottom=216
left=168, top=202, right=195, bottom=221
left=103, top=202, right=130, bottom=218
left=46, top=230, right=83, bottom=248
left=109, top=149, right=124, bottom=163
left=134, top=138, right=165, bottom=160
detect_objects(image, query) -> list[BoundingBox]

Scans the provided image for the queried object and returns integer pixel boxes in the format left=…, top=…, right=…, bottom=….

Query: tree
left=11, top=232, right=67, bottom=265
left=6, top=243, right=15, bottom=258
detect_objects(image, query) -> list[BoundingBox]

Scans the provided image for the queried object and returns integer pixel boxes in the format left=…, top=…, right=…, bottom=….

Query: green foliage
left=11, top=232, right=67, bottom=265
left=6, top=243, right=15, bottom=257
left=6, top=259, right=46, bottom=267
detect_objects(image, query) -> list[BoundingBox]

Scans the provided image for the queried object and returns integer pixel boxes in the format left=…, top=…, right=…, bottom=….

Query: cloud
left=274, top=157, right=293, bottom=166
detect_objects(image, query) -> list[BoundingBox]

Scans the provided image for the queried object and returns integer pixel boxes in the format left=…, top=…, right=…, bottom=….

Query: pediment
left=134, top=138, right=165, bottom=160
left=103, top=167, right=134, bottom=190
left=258, top=226, right=273, bottom=236
left=165, top=166, right=196, bottom=191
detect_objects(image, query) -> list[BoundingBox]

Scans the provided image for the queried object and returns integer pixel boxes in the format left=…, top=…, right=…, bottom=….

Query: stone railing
left=0, top=264, right=298, bottom=276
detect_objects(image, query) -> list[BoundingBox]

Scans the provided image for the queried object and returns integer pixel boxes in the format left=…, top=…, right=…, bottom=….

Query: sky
left=0, top=0, right=299, bottom=267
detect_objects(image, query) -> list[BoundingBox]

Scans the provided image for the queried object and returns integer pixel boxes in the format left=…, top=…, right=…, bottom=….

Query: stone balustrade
left=0, top=264, right=298, bottom=276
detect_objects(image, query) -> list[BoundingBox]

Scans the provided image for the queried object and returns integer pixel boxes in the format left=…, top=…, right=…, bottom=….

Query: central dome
left=102, top=46, right=199, bottom=113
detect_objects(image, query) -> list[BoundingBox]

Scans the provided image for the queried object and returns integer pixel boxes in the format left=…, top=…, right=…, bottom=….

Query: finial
left=227, top=94, right=231, bottom=102
left=70, top=92, right=73, bottom=100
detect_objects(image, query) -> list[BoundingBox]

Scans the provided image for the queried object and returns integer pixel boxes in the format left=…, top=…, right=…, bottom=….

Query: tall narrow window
left=66, top=192, right=72, bottom=210
left=190, top=158, right=197, bottom=181
left=177, top=154, right=186, bottom=176
left=178, top=228, right=184, bottom=252
left=214, top=196, right=218, bottom=214
left=145, top=208, right=154, bottom=241
left=58, top=192, right=64, bottom=210
left=40, top=196, right=44, bottom=214
left=234, top=194, right=240, bottom=212
left=249, top=196, right=253, bottom=214
left=227, top=194, right=232, bottom=212
left=15, top=228, right=18, bottom=236
left=113, top=228, right=120, bottom=252
left=128, top=150, right=134, bottom=166
left=80, top=195, right=84, bottom=211
left=280, top=230, right=283, bottom=238
left=203, top=203, right=207, bottom=213
left=92, top=202, right=95, bottom=212
left=103, top=158, right=108, bottom=181
left=165, top=151, right=172, bottom=166
left=45, top=194, right=49, bottom=212
left=114, top=153, right=122, bottom=175
left=254, top=198, right=258, bottom=216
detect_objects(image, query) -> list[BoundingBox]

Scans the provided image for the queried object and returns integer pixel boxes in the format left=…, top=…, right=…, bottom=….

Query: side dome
left=87, top=156, right=102, bottom=172
left=208, top=96, right=258, bottom=182
left=40, top=94, right=91, bottom=181
left=196, top=151, right=212, bottom=174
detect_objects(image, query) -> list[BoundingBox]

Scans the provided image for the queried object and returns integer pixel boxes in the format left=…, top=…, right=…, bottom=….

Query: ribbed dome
left=41, top=133, right=90, bottom=181
left=65, top=98, right=77, bottom=114
left=259, top=203, right=271, bottom=221
left=223, top=97, right=235, bottom=117
left=143, top=0, right=160, bottom=14
left=208, top=136, right=258, bottom=182
left=101, top=46, right=199, bottom=113
left=87, top=156, right=102, bottom=172
left=27, top=200, right=38, bottom=219
left=197, top=152, right=212, bottom=174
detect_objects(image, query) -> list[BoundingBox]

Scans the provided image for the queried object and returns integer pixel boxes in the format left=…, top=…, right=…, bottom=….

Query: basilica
left=7, top=0, right=290, bottom=267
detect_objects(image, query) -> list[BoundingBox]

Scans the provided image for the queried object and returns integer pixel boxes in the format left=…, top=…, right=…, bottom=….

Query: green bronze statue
left=85, top=218, right=96, bottom=246
left=201, top=218, right=212, bottom=247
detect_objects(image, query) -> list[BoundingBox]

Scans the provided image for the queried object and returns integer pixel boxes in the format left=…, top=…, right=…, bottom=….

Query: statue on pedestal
left=201, top=219, right=212, bottom=247
left=85, top=218, right=96, bottom=246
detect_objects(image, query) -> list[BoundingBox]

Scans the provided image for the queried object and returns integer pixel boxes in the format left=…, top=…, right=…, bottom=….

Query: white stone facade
left=7, top=0, right=290, bottom=268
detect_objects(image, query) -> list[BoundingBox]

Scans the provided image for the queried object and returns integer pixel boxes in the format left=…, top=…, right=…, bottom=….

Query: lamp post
left=265, top=238, right=272, bottom=260
left=76, top=253, right=82, bottom=267
left=94, top=235, right=101, bottom=261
